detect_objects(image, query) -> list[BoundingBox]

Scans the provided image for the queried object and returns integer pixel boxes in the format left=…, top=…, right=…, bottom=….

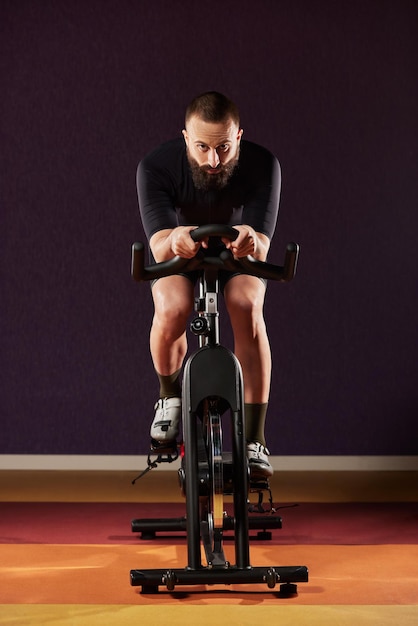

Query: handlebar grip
left=131, top=242, right=145, bottom=282
left=282, top=242, right=300, bottom=282
left=190, top=224, right=239, bottom=242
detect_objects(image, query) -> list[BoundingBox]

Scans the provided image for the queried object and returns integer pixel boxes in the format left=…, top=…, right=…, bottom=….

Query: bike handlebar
left=131, top=224, right=299, bottom=283
left=189, top=223, right=239, bottom=243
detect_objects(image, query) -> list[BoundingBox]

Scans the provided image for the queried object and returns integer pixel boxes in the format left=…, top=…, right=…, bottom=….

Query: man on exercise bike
left=137, top=91, right=280, bottom=480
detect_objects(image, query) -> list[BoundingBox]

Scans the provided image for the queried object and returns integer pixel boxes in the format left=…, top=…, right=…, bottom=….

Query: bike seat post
left=195, top=269, right=220, bottom=348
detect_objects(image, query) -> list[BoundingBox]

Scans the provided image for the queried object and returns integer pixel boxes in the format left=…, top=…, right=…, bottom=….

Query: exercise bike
left=130, top=224, right=308, bottom=594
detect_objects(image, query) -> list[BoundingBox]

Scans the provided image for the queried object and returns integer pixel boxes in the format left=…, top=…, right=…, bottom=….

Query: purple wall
left=1, top=0, right=417, bottom=456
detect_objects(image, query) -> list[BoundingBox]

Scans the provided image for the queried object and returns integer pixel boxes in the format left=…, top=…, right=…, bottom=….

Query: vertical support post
left=183, top=406, right=202, bottom=569
left=232, top=408, right=251, bottom=569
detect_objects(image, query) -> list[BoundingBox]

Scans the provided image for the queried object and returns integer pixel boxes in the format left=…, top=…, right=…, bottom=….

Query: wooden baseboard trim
left=0, top=454, right=417, bottom=471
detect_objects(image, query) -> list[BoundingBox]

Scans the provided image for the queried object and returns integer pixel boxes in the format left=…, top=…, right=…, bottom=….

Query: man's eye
left=198, top=144, right=208, bottom=152
left=219, top=144, right=230, bottom=152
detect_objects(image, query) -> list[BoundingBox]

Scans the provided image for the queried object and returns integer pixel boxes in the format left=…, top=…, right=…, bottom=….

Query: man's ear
left=182, top=129, right=188, bottom=145
left=237, top=128, right=243, bottom=142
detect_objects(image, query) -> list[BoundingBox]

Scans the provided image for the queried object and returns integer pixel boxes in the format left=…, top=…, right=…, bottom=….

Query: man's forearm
left=149, top=229, right=176, bottom=262
left=150, top=226, right=201, bottom=261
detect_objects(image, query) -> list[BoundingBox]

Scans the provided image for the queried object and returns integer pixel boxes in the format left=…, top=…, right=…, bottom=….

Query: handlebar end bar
left=131, top=242, right=145, bottom=282
left=282, top=242, right=300, bottom=282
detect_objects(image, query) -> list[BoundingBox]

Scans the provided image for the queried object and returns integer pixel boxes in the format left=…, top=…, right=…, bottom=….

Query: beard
left=187, top=149, right=240, bottom=191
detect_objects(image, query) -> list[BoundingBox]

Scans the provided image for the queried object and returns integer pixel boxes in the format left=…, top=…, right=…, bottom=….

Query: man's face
left=182, top=115, right=243, bottom=190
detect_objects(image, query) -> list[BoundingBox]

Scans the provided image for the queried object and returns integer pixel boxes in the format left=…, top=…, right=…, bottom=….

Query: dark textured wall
left=1, top=0, right=417, bottom=455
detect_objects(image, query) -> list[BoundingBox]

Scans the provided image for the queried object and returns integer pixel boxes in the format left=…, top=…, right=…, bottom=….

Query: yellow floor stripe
left=0, top=604, right=418, bottom=626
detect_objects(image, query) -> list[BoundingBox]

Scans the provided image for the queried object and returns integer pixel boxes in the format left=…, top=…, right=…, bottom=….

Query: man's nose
left=207, top=148, right=220, bottom=169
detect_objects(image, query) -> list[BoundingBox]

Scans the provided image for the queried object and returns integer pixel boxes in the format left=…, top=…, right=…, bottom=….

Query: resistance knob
left=190, top=317, right=209, bottom=336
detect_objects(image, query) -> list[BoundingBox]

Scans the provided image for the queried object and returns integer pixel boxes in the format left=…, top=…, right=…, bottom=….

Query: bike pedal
left=150, top=439, right=179, bottom=459
left=131, top=443, right=180, bottom=485
left=249, top=479, right=270, bottom=492
left=248, top=482, right=276, bottom=514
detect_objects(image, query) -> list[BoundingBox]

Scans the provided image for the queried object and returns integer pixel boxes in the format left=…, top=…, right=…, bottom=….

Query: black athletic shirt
left=137, top=138, right=281, bottom=242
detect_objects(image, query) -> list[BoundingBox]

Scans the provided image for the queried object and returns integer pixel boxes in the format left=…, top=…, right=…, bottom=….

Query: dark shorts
left=151, top=270, right=267, bottom=292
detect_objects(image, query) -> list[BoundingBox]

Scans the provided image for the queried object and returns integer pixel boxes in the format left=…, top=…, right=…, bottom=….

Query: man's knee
left=152, top=277, right=194, bottom=327
left=224, top=277, right=265, bottom=319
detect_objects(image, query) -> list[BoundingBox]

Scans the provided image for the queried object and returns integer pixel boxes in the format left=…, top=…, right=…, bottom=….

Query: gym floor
left=1, top=469, right=417, bottom=625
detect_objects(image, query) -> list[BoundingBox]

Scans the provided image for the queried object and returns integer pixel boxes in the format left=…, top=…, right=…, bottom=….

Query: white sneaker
left=150, top=397, right=181, bottom=443
left=247, top=442, right=273, bottom=480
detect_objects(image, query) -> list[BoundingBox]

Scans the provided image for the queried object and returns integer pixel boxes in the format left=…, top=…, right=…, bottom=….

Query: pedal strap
left=248, top=483, right=276, bottom=514
left=132, top=444, right=179, bottom=485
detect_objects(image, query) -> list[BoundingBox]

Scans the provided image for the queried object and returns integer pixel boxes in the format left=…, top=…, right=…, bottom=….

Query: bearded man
left=137, top=91, right=281, bottom=479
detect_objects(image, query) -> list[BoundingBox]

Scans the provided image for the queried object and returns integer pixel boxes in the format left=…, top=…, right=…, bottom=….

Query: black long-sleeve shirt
left=137, top=138, right=281, bottom=242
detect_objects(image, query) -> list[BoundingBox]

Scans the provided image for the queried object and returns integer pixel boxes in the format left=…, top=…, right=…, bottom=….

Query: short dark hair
left=185, top=91, right=240, bottom=126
